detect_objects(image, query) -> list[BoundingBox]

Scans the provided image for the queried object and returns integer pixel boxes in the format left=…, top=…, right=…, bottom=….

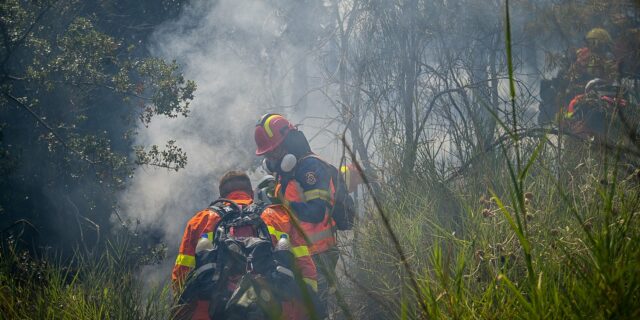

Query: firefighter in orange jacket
left=568, top=28, right=618, bottom=88
left=254, top=114, right=340, bottom=316
left=172, top=171, right=318, bottom=320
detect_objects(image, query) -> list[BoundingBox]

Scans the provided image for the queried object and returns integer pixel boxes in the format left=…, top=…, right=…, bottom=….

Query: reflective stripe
left=194, top=263, right=216, bottom=276
left=276, top=265, right=294, bottom=278
left=267, top=225, right=289, bottom=240
left=566, top=111, right=574, bottom=119
left=264, top=114, right=278, bottom=138
left=291, top=245, right=310, bottom=258
left=304, top=278, right=318, bottom=291
left=306, top=228, right=334, bottom=243
left=175, top=254, right=195, bottom=268
left=304, top=189, right=331, bottom=202
left=206, top=231, right=214, bottom=240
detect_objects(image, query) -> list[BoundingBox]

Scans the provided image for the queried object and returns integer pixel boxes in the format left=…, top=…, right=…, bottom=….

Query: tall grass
left=0, top=232, right=173, bottom=319
left=342, top=1, right=640, bottom=319
left=346, top=126, right=640, bottom=319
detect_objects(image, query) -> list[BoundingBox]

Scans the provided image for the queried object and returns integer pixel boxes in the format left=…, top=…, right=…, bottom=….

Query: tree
left=0, top=0, right=195, bottom=252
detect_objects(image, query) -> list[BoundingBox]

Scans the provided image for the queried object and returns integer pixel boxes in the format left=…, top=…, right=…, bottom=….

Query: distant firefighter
left=562, top=78, right=630, bottom=141
left=567, top=28, right=618, bottom=87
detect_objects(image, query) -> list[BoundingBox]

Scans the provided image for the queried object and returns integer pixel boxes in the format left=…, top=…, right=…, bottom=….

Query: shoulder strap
left=299, top=152, right=341, bottom=173
left=299, top=152, right=322, bottom=163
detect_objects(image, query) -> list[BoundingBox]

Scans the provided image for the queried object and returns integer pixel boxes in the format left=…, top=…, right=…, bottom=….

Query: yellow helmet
left=586, top=28, right=612, bottom=43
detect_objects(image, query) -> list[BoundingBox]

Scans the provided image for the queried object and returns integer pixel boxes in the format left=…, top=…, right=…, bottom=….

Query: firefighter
left=563, top=78, right=628, bottom=140
left=254, top=113, right=340, bottom=317
left=172, top=170, right=318, bottom=320
left=568, top=28, right=618, bottom=88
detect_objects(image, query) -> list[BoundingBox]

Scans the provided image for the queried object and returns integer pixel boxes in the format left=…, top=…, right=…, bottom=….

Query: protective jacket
left=172, top=191, right=318, bottom=320
left=566, top=93, right=627, bottom=119
left=275, top=154, right=337, bottom=255
left=570, top=47, right=618, bottom=84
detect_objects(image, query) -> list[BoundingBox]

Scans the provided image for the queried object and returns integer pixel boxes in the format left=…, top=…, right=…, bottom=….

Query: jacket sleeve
left=172, top=210, right=218, bottom=290
left=288, top=158, right=332, bottom=223
left=288, top=219, right=319, bottom=292
left=264, top=207, right=318, bottom=292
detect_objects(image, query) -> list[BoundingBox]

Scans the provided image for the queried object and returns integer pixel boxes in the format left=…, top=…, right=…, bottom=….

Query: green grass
left=0, top=233, right=174, bottom=319
left=339, top=2, right=640, bottom=318
left=345, top=137, right=640, bottom=319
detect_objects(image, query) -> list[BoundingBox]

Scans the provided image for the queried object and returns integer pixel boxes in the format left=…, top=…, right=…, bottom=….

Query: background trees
left=1, top=0, right=194, bottom=252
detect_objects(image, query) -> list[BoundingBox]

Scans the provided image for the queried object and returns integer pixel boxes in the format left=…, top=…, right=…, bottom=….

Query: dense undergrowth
left=2, top=136, right=638, bottom=320
left=344, top=138, right=640, bottom=319
left=0, top=233, right=173, bottom=319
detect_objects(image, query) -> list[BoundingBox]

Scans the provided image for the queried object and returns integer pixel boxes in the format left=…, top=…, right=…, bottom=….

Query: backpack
left=179, top=199, right=297, bottom=320
left=301, top=155, right=356, bottom=230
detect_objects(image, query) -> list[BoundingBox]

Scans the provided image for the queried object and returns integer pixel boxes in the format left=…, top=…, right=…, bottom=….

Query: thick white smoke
left=119, top=0, right=342, bottom=285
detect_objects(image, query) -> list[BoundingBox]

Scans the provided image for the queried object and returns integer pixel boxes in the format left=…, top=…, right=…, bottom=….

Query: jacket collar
left=225, top=191, right=253, bottom=205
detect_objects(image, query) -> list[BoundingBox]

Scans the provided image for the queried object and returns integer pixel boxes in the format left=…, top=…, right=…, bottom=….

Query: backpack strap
left=205, top=199, right=245, bottom=293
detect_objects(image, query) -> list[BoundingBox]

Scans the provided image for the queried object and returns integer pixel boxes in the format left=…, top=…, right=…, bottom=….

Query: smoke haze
left=119, top=0, right=341, bottom=284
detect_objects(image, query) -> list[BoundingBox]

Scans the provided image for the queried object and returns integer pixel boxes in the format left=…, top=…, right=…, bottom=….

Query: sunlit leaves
left=135, top=58, right=196, bottom=125
left=133, top=140, right=187, bottom=172
left=52, top=17, right=119, bottom=84
left=0, top=0, right=196, bottom=184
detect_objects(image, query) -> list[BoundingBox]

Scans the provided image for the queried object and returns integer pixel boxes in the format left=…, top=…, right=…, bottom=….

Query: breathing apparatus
left=262, top=154, right=297, bottom=174
left=259, top=124, right=312, bottom=174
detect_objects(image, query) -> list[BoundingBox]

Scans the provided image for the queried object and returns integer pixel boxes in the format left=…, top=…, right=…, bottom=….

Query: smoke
left=118, top=0, right=341, bottom=285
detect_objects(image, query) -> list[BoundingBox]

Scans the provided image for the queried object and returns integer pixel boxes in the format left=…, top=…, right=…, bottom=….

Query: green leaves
left=0, top=0, right=194, bottom=260
left=135, top=58, right=196, bottom=125
left=1, top=1, right=196, bottom=184
left=134, top=140, right=187, bottom=172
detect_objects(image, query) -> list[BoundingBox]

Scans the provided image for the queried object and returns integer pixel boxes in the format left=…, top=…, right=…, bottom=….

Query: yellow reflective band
left=175, top=254, right=195, bottom=268
left=264, top=114, right=279, bottom=138
left=291, top=245, right=310, bottom=258
left=206, top=231, right=214, bottom=240
left=304, top=278, right=318, bottom=292
left=304, top=189, right=331, bottom=202
left=267, top=225, right=289, bottom=240
left=566, top=111, right=574, bottom=119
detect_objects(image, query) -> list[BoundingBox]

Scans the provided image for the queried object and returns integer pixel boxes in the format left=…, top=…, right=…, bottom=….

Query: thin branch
left=66, top=195, right=100, bottom=254
left=445, top=127, right=559, bottom=182
left=4, top=92, right=96, bottom=165
left=341, top=136, right=430, bottom=319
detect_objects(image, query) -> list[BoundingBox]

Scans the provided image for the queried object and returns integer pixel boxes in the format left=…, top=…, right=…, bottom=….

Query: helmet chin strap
left=280, top=154, right=297, bottom=172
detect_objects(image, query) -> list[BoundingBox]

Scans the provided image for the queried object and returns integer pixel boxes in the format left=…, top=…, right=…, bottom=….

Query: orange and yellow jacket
left=172, top=191, right=318, bottom=320
left=274, top=154, right=338, bottom=255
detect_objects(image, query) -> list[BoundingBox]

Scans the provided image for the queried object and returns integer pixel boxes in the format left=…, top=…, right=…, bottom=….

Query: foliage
left=336, top=2, right=640, bottom=319
left=0, top=231, right=173, bottom=319
left=0, top=0, right=193, bottom=251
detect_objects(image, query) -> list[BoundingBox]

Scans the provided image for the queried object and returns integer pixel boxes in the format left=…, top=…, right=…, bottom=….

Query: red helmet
left=255, top=114, right=295, bottom=155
